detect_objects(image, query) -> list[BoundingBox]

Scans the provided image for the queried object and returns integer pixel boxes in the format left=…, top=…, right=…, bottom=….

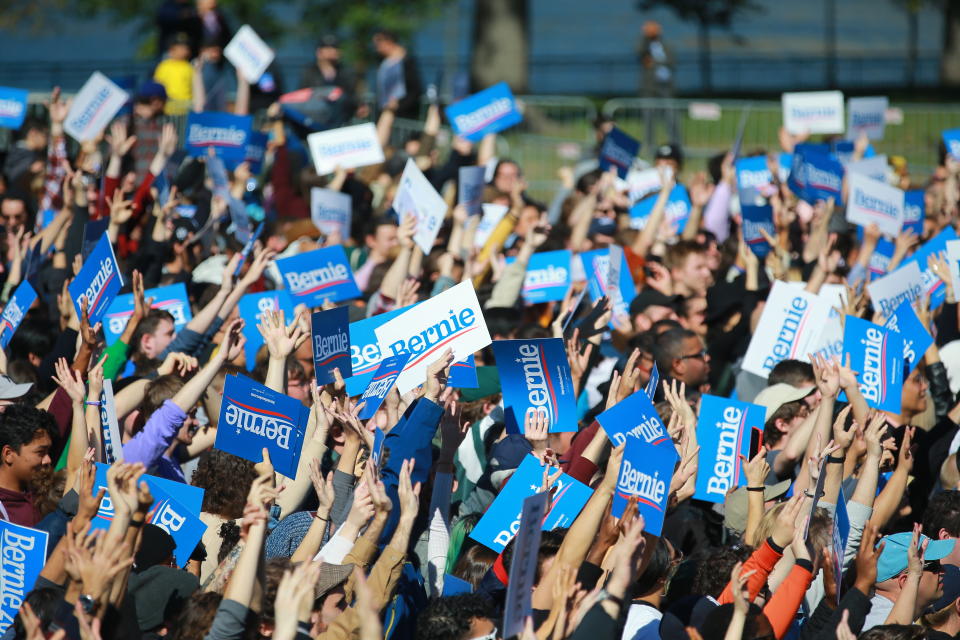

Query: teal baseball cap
left=876, top=531, right=955, bottom=583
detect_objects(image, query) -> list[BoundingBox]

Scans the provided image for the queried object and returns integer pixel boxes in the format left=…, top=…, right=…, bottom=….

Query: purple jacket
left=123, top=400, right=187, bottom=474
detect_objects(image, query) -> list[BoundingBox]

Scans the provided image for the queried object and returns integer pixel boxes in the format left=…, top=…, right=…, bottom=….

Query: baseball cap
left=136, top=81, right=167, bottom=102
left=723, top=479, right=792, bottom=533
left=0, top=375, right=32, bottom=400
left=655, top=143, right=684, bottom=166
left=317, top=34, right=340, bottom=48
left=753, top=383, right=815, bottom=421
left=630, top=289, right=683, bottom=317
left=876, top=532, right=954, bottom=583
left=930, top=565, right=960, bottom=612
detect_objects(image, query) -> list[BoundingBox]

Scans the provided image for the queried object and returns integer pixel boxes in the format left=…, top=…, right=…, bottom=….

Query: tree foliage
left=635, top=0, right=763, bottom=28
left=0, top=0, right=451, bottom=64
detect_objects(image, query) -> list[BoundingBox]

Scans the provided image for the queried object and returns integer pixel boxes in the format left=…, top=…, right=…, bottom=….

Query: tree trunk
left=907, top=9, right=918, bottom=87
left=470, top=0, right=529, bottom=92
left=942, top=0, right=960, bottom=86
left=698, top=19, right=711, bottom=93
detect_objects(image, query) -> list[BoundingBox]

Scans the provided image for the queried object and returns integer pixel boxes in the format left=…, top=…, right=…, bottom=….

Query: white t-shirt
left=622, top=602, right=663, bottom=640
left=862, top=593, right=894, bottom=631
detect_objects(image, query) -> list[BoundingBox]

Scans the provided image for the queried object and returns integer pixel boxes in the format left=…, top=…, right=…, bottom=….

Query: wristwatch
left=597, top=588, right=623, bottom=607
left=78, top=594, right=99, bottom=615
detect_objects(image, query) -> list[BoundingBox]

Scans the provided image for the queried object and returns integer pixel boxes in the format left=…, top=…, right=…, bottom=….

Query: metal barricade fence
left=6, top=92, right=958, bottom=195
left=601, top=98, right=960, bottom=179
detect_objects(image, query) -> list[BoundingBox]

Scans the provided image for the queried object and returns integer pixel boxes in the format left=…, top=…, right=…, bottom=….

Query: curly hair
left=0, top=404, right=57, bottom=452
left=191, top=449, right=257, bottom=518
left=415, top=594, right=495, bottom=640
left=260, top=558, right=293, bottom=626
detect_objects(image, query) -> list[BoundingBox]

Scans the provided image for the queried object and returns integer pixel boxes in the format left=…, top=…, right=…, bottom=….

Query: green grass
left=493, top=100, right=960, bottom=201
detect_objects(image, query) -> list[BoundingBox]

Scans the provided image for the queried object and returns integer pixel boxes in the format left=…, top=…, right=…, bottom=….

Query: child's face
left=170, top=43, right=190, bottom=60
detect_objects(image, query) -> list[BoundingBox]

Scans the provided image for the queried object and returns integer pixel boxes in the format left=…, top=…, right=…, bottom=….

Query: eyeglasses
left=923, top=560, right=942, bottom=573
left=678, top=350, right=707, bottom=361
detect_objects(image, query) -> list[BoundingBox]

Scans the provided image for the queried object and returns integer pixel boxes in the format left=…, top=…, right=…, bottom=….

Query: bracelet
left=827, top=455, right=845, bottom=464
left=129, top=519, right=144, bottom=528
left=804, top=490, right=819, bottom=499
left=84, top=400, right=102, bottom=406
left=746, top=486, right=765, bottom=493
left=313, top=513, right=328, bottom=521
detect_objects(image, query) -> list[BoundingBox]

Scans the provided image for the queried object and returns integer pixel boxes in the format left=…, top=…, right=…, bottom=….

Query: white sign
left=867, top=262, right=924, bottom=319
left=374, top=281, right=492, bottom=393
left=846, top=172, right=904, bottom=238
left=626, top=168, right=664, bottom=205
left=474, top=203, right=509, bottom=248
left=946, top=240, right=960, bottom=304
left=306, top=123, right=385, bottom=176
left=742, top=280, right=833, bottom=377
left=224, top=25, right=275, bottom=84
left=393, top=159, right=448, bottom=255
left=847, top=96, right=888, bottom=140
left=845, top=155, right=888, bottom=182
left=63, top=72, right=129, bottom=142
left=782, top=91, right=845, bottom=135
left=310, top=188, right=352, bottom=238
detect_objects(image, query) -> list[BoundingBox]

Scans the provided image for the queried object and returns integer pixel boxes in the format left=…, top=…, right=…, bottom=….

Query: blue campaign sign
left=694, top=395, right=763, bottom=504
left=904, top=226, right=958, bottom=309
left=68, top=234, right=123, bottom=327
left=492, top=338, right=578, bottom=434
left=736, top=156, right=774, bottom=207
left=0, top=281, right=36, bottom=350
left=788, top=144, right=843, bottom=204
left=345, top=305, right=413, bottom=397
left=90, top=463, right=205, bottom=567
left=579, top=248, right=635, bottom=325
left=599, top=127, right=640, bottom=178
left=449, top=354, right=479, bottom=388
left=103, top=283, right=193, bottom=345
left=216, top=374, right=309, bottom=478
left=445, top=82, right=523, bottom=142
left=238, top=290, right=295, bottom=371
left=833, top=488, right=850, bottom=604
left=276, top=246, right=361, bottom=307
left=311, top=306, right=352, bottom=385
left=645, top=362, right=659, bottom=400
left=628, top=184, right=692, bottom=234
left=234, top=221, right=265, bottom=278
left=0, top=520, right=48, bottom=632
left=518, top=250, right=571, bottom=304
left=241, top=131, right=268, bottom=174
left=842, top=315, right=904, bottom=414
left=613, top=433, right=676, bottom=532
left=186, top=111, right=252, bottom=162
left=469, top=454, right=592, bottom=552
left=943, top=129, right=960, bottom=159
left=742, top=204, right=775, bottom=258
left=82, top=218, right=110, bottom=260
left=0, top=87, right=28, bottom=130
left=442, top=574, right=473, bottom=596
left=802, top=150, right=844, bottom=204
left=903, top=190, right=924, bottom=236
left=458, top=166, right=486, bottom=217
left=371, top=427, right=385, bottom=468
left=884, top=300, right=933, bottom=373
left=357, top=352, right=412, bottom=420
left=596, top=388, right=671, bottom=448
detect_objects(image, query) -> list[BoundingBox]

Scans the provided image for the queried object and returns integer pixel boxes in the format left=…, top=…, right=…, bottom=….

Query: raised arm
left=532, top=444, right=623, bottom=610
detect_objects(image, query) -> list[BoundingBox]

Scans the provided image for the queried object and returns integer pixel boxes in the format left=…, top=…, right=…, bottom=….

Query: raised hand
left=398, top=458, right=421, bottom=522
left=524, top=410, right=549, bottom=455
left=52, top=357, right=85, bottom=404
left=423, top=347, right=454, bottom=403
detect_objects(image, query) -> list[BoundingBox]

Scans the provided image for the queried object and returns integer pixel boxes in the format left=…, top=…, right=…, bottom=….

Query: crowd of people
left=0, top=3, right=959, bottom=640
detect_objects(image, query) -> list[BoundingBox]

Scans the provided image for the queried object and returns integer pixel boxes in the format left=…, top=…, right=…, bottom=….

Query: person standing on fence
left=372, top=28, right=423, bottom=120
left=299, top=34, right=361, bottom=117
left=638, top=20, right=680, bottom=147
